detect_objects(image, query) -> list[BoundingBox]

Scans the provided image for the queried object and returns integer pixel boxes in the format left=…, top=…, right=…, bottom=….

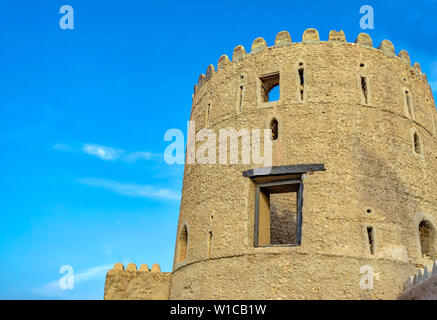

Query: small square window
left=259, top=72, right=280, bottom=103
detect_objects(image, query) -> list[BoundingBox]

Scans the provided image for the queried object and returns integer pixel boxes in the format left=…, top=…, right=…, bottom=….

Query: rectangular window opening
left=298, top=67, right=305, bottom=101
left=361, top=76, right=368, bottom=104
left=239, top=85, right=244, bottom=112
left=207, top=231, right=212, bottom=259
left=414, top=131, right=422, bottom=154
left=405, top=90, right=413, bottom=118
left=367, top=226, right=374, bottom=255
left=259, top=72, right=280, bottom=103
left=206, top=103, right=211, bottom=127
left=255, top=180, right=302, bottom=247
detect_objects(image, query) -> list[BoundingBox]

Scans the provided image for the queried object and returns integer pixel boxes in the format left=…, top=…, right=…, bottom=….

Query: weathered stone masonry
left=105, top=29, right=437, bottom=300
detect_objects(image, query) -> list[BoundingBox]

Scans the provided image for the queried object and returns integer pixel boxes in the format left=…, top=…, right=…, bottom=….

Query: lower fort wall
left=169, top=253, right=415, bottom=300
left=398, top=275, right=437, bottom=300
left=398, top=262, right=437, bottom=300
left=104, top=263, right=171, bottom=300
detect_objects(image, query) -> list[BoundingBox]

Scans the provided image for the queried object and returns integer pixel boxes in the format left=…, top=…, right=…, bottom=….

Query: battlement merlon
left=193, top=29, right=429, bottom=98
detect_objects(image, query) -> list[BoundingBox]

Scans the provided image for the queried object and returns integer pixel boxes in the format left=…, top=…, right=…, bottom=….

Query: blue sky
left=0, top=0, right=436, bottom=299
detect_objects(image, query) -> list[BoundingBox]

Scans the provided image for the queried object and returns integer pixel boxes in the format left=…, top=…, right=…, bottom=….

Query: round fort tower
left=170, top=29, right=437, bottom=299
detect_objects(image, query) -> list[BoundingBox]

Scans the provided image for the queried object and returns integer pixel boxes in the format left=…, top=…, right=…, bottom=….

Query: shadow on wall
left=353, top=124, right=436, bottom=262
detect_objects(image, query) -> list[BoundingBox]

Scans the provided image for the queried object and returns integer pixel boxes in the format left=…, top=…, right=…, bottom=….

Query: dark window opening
left=260, top=72, right=280, bottom=103
left=414, top=131, right=422, bottom=154
left=419, top=220, right=436, bottom=259
left=207, top=231, right=212, bottom=259
left=206, top=103, right=211, bottom=127
left=239, top=85, right=243, bottom=112
left=360, top=63, right=365, bottom=68
left=298, top=66, right=305, bottom=101
left=176, top=225, right=188, bottom=263
left=361, top=76, right=368, bottom=104
left=367, top=227, right=375, bottom=255
left=255, top=179, right=303, bottom=247
left=405, top=90, right=413, bottom=118
left=270, top=118, right=278, bottom=140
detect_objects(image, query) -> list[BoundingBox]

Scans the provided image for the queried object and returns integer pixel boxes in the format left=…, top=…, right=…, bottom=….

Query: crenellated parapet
left=104, top=263, right=171, bottom=300
left=402, top=260, right=437, bottom=292
left=399, top=261, right=437, bottom=300
left=112, top=262, right=162, bottom=272
left=193, top=29, right=429, bottom=98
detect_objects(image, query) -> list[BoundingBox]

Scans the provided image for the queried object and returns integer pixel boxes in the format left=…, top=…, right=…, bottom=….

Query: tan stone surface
left=139, top=264, right=150, bottom=271
left=113, top=263, right=124, bottom=271
left=378, top=40, right=395, bottom=56
left=126, top=263, right=137, bottom=271
left=103, top=29, right=437, bottom=300
left=151, top=264, right=161, bottom=273
left=355, top=33, right=373, bottom=47
left=251, top=37, right=268, bottom=54
left=104, top=264, right=171, bottom=300
left=398, top=50, right=411, bottom=66
left=274, top=31, right=291, bottom=48
left=302, top=28, right=320, bottom=42
left=329, top=30, right=346, bottom=42
left=171, top=29, right=437, bottom=300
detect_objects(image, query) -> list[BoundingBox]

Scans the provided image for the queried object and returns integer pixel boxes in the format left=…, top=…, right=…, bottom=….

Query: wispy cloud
left=121, top=151, right=161, bottom=162
left=53, top=143, right=161, bottom=163
left=33, top=264, right=112, bottom=298
left=78, top=178, right=180, bottom=200
left=82, top=144, right=123, bottom=161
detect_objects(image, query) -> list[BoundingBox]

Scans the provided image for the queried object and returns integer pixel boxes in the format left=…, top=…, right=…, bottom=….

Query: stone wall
left=170, top=28, right=437, bottom=299
left=399, top=276, right=437, bottom=300
left=398, top=261, right=437, bottom=300
left=104, top=263, right=171, bottom=300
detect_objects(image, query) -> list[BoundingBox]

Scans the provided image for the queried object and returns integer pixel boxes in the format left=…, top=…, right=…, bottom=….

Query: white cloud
left=73, top=264, right=112, bottom=282
left=78, top=178, right=180, bottom=200
left=53, top=143, right=161, bottom=163
left=121, top=151, right=161, bottom=162
left=82, top=144, right=123, bottom=161
left=33, top=264, right=112, bottom=298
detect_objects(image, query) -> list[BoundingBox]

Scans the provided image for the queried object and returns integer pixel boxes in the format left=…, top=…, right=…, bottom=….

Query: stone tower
left=104, top=29, right=437, bottom=300
left=169, top=29, right=437, bottom=300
